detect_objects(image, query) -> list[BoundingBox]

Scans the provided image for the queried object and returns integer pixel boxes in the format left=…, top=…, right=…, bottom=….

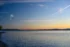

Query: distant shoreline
left=0, top=29, right=70, bottom=31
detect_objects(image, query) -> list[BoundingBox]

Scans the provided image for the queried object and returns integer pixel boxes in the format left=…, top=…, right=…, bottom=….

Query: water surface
left=1, top=31, right=70, bottom=47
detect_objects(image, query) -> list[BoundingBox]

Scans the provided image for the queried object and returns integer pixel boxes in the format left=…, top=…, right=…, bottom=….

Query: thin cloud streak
left=0, top=0, right=55, bottom=3
left=63, top=5, right=70, bottom=10
left=0, top=2, right=5, bottom=6
left=0, top=12, right=9, bottom=13
left=38, top=4, right=45, bottom=7
left=51, top=5, right=70, bottom=16
left=23, top=20, right=55, bottom=22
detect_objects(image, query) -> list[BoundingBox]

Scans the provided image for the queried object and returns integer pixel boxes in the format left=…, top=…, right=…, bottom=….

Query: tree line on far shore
left=0, top=26, right=2, bottom=30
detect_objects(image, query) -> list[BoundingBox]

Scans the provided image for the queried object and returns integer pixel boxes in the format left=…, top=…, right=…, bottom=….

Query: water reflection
left=0, top=32, right=8, bottom=47
left=1, top=31, right=70, bottom=47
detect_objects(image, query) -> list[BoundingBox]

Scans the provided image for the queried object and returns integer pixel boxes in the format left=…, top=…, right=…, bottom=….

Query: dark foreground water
left=1, top=31, right=70, bottom=47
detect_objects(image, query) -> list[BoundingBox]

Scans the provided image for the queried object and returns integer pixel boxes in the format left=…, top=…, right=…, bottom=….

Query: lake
left=1, top=31, right=70, bottom=47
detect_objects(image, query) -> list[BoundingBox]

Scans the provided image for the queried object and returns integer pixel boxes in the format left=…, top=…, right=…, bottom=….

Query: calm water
left=1, top=31, right=70, bottom=47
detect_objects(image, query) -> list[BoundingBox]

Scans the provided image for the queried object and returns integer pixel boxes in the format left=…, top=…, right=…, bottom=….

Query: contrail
left=63, top=5, right=70, bottom=10
left=52, top=5, right=70, bottom=16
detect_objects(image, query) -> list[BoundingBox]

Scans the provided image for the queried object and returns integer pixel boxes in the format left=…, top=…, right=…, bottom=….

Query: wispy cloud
left=0, top=0, right=5, bottom=6
left=23, top=20, right=55, bottom=22
left=0, top=0, right=55, bottom=6
left=51, top=5, right=70, bottom=16
left=0, top=0, right=55, bottom=3
left=10, top=14, right=14, bottom=20
left=0, top=12, right=8, bottom=13
left=0, top=2, right=4, bottom=6
left=38, top=4, right=45, bottom=7
left=21, top=0, right=54, bottom=2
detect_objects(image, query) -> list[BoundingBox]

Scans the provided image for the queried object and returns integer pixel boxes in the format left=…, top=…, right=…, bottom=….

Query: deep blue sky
left=0, top=0, right=70, bottom=29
